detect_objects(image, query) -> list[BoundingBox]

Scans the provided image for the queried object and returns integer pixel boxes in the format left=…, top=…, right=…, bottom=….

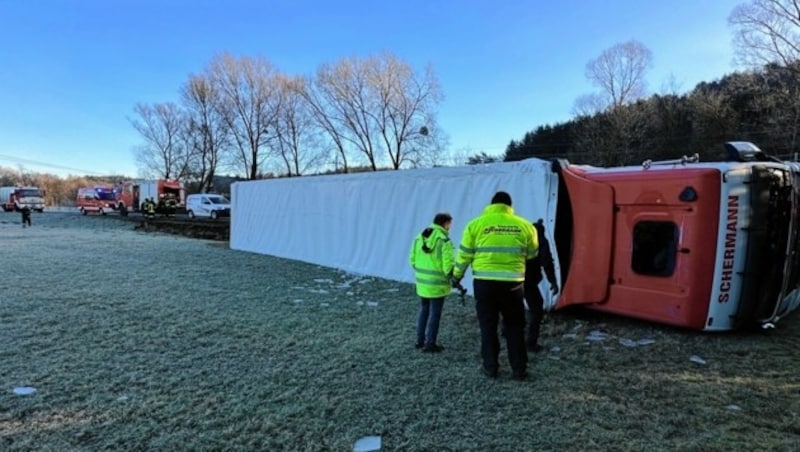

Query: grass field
left=1, top=212, right=799, bottom=451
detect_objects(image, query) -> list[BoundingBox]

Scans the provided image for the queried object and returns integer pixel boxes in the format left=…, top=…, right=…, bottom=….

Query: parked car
left=186, top=193, right=231, bottom=219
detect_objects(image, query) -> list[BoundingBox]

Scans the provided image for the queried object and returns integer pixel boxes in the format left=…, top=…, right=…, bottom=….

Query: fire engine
left=0, top=186, right=46, bottom=212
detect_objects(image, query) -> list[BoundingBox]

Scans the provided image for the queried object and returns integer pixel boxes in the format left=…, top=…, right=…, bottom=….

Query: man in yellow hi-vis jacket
left=409, top=213, right=455, bottom=353
left=452, top=192, right=538, bottom=380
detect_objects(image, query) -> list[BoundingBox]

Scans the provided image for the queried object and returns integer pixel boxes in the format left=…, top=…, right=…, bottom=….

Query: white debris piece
left=320, top=303, right=330, bottom=307
left=366, top=301, right=379, bottom=307
left=13, top=387, right=36, bottom=396
left=637, top=339, right=656, bottom=346
left=385, top=288, right=400, bottom=292
left=116, top=395, right=129, bottom=402
left=550, top=346, right=561, bottom=353
left=347, top=292, right=354, bottom=296
left=562, top=333, right=578, bottom=339
left=585, top=330, right=608, bottom=342
left=726, top=404, right=742, bottom=411
left=293, top=299, right=304, bottom=304
left=689, top=355, right=707, bottom=365
left=356, top=301, right=365, bottom=306
left=353, top=435, right=381, bottom=452
left=309, top=289, right=329, bottom=294
left=619, top=338, right=638, bottom=348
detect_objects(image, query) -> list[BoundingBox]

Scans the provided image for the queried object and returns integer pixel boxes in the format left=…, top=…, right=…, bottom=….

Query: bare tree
left=729, top=0, right=800, bottom=68
left=301, top=74, right=352, bottom=173
left=208, top=53, right=282, bottom=179
left=309, top=53, right=444, bottom=171
left=273, top=76, right=328, bottom=176
left=129, top=102, right=189, bottom=179
left=315, top=56, right=381, bottom=170
left=730, top=2, right=800, bottom=157
left=370, top=53, right=444, bottom=169
left=573, top=40, right=653, bottom=165
left=585, top=40, right=653, bottom=109
left=181, top=73, right=230, bottom=191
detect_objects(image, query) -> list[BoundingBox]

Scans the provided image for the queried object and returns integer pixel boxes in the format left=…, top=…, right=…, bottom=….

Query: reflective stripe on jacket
left=409, top=224, right=455, bottom=298
left=454, top=204, right=538, bottom=282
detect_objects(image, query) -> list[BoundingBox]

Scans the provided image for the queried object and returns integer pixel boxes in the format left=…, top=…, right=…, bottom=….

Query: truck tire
left=81, top=208, right=87, bottom=215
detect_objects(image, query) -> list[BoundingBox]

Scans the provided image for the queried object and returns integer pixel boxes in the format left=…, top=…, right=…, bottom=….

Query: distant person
left=144, top=198, right=156, bottom=219
left=21, top=206, right=32, bottom=228
left=409, top=213, right=455, bottom=353
left=524, top=219, right=559, bottom=353
left=452, top=191, right=538, bottom=380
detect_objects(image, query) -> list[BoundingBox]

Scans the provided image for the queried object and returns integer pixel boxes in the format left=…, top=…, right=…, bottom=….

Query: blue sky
left=0, top=0, right=744, bottom=177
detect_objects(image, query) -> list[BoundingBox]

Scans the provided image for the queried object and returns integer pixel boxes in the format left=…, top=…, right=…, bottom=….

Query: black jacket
left=525, top=220, right=556, bottom=288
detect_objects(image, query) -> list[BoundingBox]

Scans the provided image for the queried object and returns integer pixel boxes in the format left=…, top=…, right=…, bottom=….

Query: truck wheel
left=210, top=211, right=218, bottom=220
left=81, top=208, right=87, bottom=215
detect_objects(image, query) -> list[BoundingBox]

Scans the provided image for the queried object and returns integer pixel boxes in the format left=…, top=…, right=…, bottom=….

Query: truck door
left=555, top=166, right=615, bottom=307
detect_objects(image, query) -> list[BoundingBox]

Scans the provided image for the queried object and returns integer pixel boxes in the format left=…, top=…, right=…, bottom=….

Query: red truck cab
left=553, top=142, right=800, bottom=331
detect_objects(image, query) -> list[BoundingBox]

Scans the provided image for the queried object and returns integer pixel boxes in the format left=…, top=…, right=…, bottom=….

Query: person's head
left=491, top=191, right=512, bottom=206
left=433, top=212, right=453, bottom=231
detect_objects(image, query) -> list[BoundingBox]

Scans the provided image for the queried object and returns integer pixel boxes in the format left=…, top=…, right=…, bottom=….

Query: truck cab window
left=631, top=221, right=678, bottom=277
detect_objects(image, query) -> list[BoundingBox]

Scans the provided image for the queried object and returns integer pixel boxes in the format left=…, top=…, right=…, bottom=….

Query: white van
left=186, top=193, right=231, bottom=219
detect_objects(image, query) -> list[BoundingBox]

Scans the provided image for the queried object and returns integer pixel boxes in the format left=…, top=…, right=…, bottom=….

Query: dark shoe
left=422, top=344, right=444, bottom=353
left=415, top=342, right=424, bottom=349
left=512, top=370, right=529, bottom=381
left=481, top=366, right=498, bottom=379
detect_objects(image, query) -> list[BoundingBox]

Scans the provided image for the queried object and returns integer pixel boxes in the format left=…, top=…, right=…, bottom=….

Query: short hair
left=491, top=191, right=512, bottom=206
left=433, top=212, right=452, bottom=226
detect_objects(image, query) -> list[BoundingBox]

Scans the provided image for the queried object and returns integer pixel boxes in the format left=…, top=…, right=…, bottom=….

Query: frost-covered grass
left=1, top=211, right=799, bottom=450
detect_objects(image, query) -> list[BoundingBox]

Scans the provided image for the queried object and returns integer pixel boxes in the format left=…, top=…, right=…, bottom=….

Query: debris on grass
left=353, top=435, right=381, bottom=452
left=726, top=404, right=742, bottom=412
left=586, top=330, right=608, bottom=342
left=366, top=301, right=379, bottom=307
left=13, top=386, right=36, bottom=396
left=619, top=337, right=657, bottom=348
left=690, top=355, right=707, bottom=365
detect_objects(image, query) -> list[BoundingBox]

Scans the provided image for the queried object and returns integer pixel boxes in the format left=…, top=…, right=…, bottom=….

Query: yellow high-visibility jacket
left=409, top=224, right=455, bottom=298
left=454, top=204, right=538, bottom=282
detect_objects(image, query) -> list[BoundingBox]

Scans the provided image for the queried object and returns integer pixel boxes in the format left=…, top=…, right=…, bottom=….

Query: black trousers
left=473, top=279, right=527, bottom=374
left=524, top=282, right=544, bottom=345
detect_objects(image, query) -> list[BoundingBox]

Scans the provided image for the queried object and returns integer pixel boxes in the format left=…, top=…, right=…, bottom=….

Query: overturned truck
left=231, top=142, right=800, bottom=332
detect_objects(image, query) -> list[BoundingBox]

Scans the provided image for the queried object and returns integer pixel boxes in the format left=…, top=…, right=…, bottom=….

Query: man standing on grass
left=21, top=206, right=32, bottom=228
left=524, top=219, right=559, bottom=353
left=409, top=212, right=455, bottom=353
left=452, top=191, right=538, bottom=380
